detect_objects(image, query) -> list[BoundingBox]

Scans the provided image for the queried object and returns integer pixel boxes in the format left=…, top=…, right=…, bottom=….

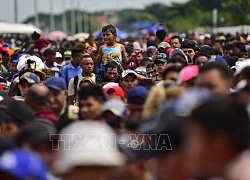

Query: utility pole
left=77, top=0, right=83, bottom=33
left=62, top=0, right=67, bottom=33
left=71, top=0, right=76, bottom=35
left=34, top=0, right=40, bottom=28
left=49, top=0, right=55, bottom=31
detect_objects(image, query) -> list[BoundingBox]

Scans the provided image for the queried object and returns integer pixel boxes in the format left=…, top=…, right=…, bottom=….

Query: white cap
left=56, top=52, right=62, bottom=58
left=17, top=55, right=45, bottom=72
left=54, top=120, right=126, bottom=174
left=169, top=48, right=188, bottom=62
left=234, top=59, right=250, bottom=77
left=102, top=99, right=126, bottom=117
left=121, top=70, right=138, bottom=79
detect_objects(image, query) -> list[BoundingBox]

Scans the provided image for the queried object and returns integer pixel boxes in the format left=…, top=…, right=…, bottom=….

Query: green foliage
left=23, top=0, right=250, bottom=34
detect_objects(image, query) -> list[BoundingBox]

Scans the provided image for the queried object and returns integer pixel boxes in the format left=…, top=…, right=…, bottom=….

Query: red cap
left=165, top=47, right=173, bottom=55
left=103, top=84, right=124, bottom=99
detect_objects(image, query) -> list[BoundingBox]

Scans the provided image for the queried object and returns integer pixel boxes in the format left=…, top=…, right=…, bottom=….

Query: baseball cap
left=234, top=59, right=250, bottom=77
left=121, top=70, right=138, bottom=79
left=54, top=120, right=126, bottom=174
left=79, top=76, right=95, bottom=85
left=103, top=83, right=124, bottom=99
left=127, top=85, right=149, bottom=105
left=64, top=50, right=72, bottom=56
left=158, top=42, right=170, bottom=49
left=45, top=76, right=66, bottom=91
left=147, top=46, right=157, bottom=51
left=102, top=98, right=126, bottom=117
left=10, top=53, right=20, bottom=63
left=17, top=55, right=45, bottom=72
left=0, top=148, right=47, bottom=180
left=56, top=52, right=63, bottom=58
left=134, top=67, right=147, bottom=77
left=19, top=72, right=39, bottom=84
left=177, top=65, right=199, bottom=84
left=154, top=53, right=167, bottom=63
left=181, top=39, right=199, bottom=51
left=169, top=48, right=188, bottom=62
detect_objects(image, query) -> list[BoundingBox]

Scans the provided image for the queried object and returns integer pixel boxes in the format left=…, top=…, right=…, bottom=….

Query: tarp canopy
left=0, top=22, right=42, bottom=34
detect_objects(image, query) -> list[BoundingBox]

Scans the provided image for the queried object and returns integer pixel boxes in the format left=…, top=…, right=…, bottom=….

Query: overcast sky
left=0, top=0, right=187, bottom=23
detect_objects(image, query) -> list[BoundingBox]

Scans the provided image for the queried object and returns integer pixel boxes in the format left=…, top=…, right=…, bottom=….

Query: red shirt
left=34, top=38, right=51, bottom=51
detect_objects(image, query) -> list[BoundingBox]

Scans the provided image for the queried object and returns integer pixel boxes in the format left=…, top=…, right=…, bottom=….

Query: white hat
left=102, top=99, right=126, bottom=117
left=56, top=52, right=62, bottom=58
left=17, top=55, right=45, bottom=72
left=121, top=70, right=137, bottom=79
left=169, top=48, right=188, bottom=62
left=54, top=120, right=126, bottom=174
left=234, top=59, right=250, bottom=77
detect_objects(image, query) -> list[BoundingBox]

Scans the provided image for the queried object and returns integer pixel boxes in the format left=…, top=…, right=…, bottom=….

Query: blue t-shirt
left=101, top=44, right=122, bottom=71
left=61, top=61, right=82, bottom=87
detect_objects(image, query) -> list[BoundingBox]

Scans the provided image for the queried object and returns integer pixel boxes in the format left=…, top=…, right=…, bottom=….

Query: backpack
left=73, top=75, right=79, bottom=102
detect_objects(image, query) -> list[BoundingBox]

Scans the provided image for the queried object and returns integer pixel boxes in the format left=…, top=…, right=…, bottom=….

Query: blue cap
left=13, top=53, right=28, bottom=63
left=45, top=76, right=66, bottom=91
left=207, top=56, right=228, bottom=66
left=19, top=72, right=39, bottom=84
left=0, top=149, right=47, bottom=180
left=127, top=85, right=149, bottom=105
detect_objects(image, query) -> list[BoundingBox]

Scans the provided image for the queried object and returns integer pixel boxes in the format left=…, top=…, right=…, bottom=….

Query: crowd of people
left=0, top=24, right=250, bottom=180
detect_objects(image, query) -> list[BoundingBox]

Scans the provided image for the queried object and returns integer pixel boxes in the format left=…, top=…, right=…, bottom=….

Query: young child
left=88, top=25, right=139, bottom=82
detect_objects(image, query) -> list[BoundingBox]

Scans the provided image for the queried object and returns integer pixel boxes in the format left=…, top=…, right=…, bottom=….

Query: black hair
left=147, top=47, right=157, bottom=56
left=190, top=97, right=250, bottom=153
left=199, top=62, right=231, bottom=80
left=43, top=48, right=56, bottom=57
left=146, top=62, right=154, bottom=69
left=31, top=31, right=41, bottom=40
left=223, top=44, right=234, bottom=51
left=74, top=43, right=86, bottom=50
left=168, top=58, right=188, bottom=67
left=193, top=52, right=210, bottom=63
left=80, top=54, right=92, bottom=60
left=214, top=49, right=223, bottom=56
left=156, top=30, right=166, bottom=41
left=87, top=34, right=94, bottom=40
left=107, top=115, right=123, bottom=129
left=78, top=84, right=106, bottom=102
left=105, top=61, right=122, bottom=72
left=235, top=42, right=245, bottom=52
left=170, top=36, right=182, bottom=43
left=139, top=58, right=150, bottom=67
left=162, top=65, right=183, bottom=79
left=1, top=97, right=35, bottom=127
left=137, top=79, right=154, bottom=90
left=228, top=56, right=239, bottom=68
left=147, top=39, right=157, bottom=47
left=102, top=24, right=117, bottom=35
left=200, top=46, right=215, bottom=56
left=71, top=47, right=84, bottom=57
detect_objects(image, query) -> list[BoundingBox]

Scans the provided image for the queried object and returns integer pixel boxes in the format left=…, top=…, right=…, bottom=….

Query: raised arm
left=86, top=46, right=102, bottom=66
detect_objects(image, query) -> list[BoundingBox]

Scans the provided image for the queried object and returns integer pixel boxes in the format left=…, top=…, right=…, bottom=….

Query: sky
left=0, top=0, right=187, bottom=23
